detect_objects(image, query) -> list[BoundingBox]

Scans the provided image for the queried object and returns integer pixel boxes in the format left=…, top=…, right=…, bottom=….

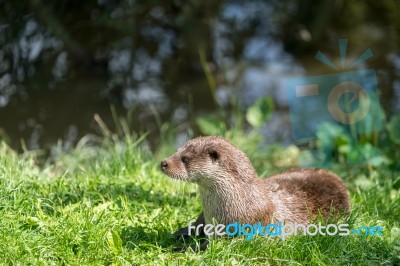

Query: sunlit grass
left=0, top=136, right=399, bottom=265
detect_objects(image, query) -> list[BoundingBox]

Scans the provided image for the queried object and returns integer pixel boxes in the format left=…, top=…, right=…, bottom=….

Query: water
left=0, top=1, right=398, bottom=151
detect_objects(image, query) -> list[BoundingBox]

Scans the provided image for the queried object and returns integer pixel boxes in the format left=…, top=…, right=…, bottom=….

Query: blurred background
left=0, top=0, right=399, bottom=152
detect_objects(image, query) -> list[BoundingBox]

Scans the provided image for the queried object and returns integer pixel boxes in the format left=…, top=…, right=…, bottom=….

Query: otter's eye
left=209, top=150, right=219, bottom=161
left=181, top=156, right=189, bottom=164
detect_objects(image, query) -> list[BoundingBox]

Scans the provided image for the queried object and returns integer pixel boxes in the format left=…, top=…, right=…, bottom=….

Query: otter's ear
left=208, top=149, right=219, bottom=161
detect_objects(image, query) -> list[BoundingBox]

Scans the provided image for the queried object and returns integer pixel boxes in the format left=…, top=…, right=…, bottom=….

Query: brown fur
left=161, top=136, right=350, bottom=226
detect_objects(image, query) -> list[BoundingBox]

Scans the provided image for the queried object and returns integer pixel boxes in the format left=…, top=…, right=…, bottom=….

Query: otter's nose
left=160, top=160, right=168, bottom=171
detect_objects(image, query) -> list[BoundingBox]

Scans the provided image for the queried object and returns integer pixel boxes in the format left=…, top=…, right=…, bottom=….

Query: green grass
left=0, top=135, right=399, bottom=265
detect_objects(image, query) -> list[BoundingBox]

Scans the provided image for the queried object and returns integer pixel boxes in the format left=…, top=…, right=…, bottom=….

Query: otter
left=160, top=136, right=350, bottom=250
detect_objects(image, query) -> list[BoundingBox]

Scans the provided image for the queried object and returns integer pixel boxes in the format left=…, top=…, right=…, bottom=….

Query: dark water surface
left=0, top=1, right=399, bottom=151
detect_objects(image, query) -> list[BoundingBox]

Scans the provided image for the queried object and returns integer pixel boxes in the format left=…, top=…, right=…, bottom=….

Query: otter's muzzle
left=160, top=160, right=168, bottom=172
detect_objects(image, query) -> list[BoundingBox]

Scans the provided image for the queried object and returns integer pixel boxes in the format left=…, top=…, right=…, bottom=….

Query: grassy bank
left=0, top=134, right=399, bottom=265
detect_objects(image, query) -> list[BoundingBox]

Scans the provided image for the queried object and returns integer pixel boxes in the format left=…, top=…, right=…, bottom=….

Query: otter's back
left=264, top=168, right=349, bottom=222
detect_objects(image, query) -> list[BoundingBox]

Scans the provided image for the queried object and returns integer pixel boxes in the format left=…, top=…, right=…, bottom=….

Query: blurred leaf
left=337, top=144, right=350, bottom=156
left=368, top=155, right=391, bottom=167
left=107, top=230, right=123, bottom=256
left=62, top=202, right=81, bottom=213
left=354, top=175, right=375, bottom=190
left=26, top=216, right=42, bottom=227
left=316, top=122, right=346, bottom=152
left=93, top=202, right=113, bottom=213
left=196, top=115, right=224, bottom=135
left=246, top=97, right=274, bottom=128
left=316, top=122, right=345, bottom=140
left=387, top=115, right=400, bottom=144
left=334, top=134, right=350, bottom=147
left=347, top=143, right=381, bottom=165
left=298, top=149, right=331, bottom=168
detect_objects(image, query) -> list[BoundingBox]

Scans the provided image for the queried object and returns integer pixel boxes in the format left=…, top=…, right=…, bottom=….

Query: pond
left=0, top=0, right=399, bottom=151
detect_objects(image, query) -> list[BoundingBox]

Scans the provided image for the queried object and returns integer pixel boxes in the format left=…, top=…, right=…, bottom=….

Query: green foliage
left=299, top=108, right=400, bottom=169
left=196, top=96, right=274, bottom=137
left=387, top=115, right=400, bottom=145
left=0, top=128, right=399, bottom=264
left=245, top=97, right=275, bottom=128
left=0, top=105, right=399, bottom=264
left=196, top=115, right=226, bottom=136
left=107, top=230, right=123, bottom=256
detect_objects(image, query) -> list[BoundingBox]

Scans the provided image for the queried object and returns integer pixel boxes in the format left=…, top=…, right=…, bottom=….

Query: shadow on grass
left=43, top=180, right=199, bottom=251
left=120, top=225, right=176, bottom=251
left=97, top=183, right=192, bottom=207
left=120, top=225, right=208, bottom=252
left=49, top=182, right=193, bottom=209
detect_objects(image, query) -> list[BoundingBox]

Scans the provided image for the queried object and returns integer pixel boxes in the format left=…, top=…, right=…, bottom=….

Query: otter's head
left=160, top=136, right=258, bottom=185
